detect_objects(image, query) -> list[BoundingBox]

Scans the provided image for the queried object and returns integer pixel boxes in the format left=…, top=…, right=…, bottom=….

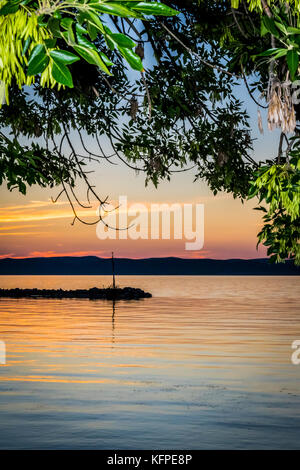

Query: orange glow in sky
left=0, top=78, right=280, bottom=261
left=0, top=171, right=267, bottom=259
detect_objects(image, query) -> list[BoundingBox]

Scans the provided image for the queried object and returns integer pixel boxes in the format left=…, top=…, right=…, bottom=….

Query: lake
left=0, top=275, right=299, bottom=449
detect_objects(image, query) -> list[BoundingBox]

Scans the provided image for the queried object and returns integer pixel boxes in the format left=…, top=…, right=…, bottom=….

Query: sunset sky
left=0, top=84, right=279, bottom=260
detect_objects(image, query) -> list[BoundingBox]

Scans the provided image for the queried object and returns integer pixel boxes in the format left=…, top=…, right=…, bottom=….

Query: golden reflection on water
left=0, top=276, right=299, bottom=384
left=0, top=276, right=299, bottom=449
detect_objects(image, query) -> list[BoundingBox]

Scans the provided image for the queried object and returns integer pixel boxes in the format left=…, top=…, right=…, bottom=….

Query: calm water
left=0, top=275, right=299, bottom=449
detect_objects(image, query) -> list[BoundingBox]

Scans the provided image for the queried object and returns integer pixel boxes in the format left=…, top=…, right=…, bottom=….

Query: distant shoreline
left=0, top=256, right=298, bottom=276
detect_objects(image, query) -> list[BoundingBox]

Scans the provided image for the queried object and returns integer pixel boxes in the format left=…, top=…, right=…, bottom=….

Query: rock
left=0, top=287, right=152, bottom=301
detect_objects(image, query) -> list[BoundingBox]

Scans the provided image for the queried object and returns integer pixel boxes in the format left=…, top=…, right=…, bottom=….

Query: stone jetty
left=0, top=287, right=152, bottom=300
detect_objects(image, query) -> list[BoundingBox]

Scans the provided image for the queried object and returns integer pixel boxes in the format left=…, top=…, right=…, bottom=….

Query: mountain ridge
left=0, top=256, right=298, bottom=275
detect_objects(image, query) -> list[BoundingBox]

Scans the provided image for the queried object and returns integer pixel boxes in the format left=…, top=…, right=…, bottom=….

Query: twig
left=241, top=66, right=268, bottom=109
left=160, top=22, right=238, bottom=78
left=141, top=72, right=152, bottom=120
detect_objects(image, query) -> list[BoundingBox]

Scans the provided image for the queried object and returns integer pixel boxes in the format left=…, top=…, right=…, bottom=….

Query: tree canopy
left=0, top=0, right=299, bottom=264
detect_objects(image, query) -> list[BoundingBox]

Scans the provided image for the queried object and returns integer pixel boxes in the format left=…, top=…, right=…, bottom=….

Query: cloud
left=0, top=231, right=48, bottom=236
left=0, top=224, right=41, bottom=231
left=28, top=250, right=108, bottom=258
left=0, top=207, right=98, bottom=224
left=0, top=253, right=15, bottom=259
left=0, top=198, right=101, bottom=224
left=0, top=200, right=69, bottom=211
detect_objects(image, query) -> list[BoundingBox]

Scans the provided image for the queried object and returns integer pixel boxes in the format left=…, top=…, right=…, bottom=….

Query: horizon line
left=0, top=255, right=273, bottom=262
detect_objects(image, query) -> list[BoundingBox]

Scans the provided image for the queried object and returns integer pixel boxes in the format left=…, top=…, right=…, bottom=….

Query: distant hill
left=0, top=256, right=298, bottom=275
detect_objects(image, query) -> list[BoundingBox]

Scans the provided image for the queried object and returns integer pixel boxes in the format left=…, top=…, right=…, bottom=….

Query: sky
left=0, top=76, right=279, bottom=260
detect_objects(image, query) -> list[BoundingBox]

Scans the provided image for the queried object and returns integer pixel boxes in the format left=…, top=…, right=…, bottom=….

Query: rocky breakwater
left=0, top=287, right=152, bottom=300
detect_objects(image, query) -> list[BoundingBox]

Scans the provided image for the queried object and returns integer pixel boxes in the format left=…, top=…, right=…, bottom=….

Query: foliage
left=249, top=153, right=300, bottom=263
left=0, top=0, right=178, bottom=103
left=231, top=0, right=300, bottom=13
left=251, top=4, right=300, bottom=84
left=0, top=131, right=81, bottom=193
left=0, top=1, right=255, bottom=198
left=0, top=0, right=299, bottom=265
left=226, top=0, right=300, bottom=264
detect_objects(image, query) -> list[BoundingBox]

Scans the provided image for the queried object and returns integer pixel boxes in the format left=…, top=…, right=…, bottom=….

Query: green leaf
left=261, top=18, right=268, bottom=36
left=72, top=45, right=112, bottom=74
left=275, top=21, right=287, bottom=35
left=50, top=50, right=80, bottom=65
left=47, top=18, right=61, bottom=38
left=76, top=24, right=88, bottom=35
left=51, top=59, right=73, bottom=87
left=37, top=15, right=47, bottom=27
left=129, top=2, right=179, bottom=16
left=103, top=26, right=115, bottom=50
left=76, top=34, right=98, bottom=51
left=22, top=37, right=31, bottom=56
left=27, top=45, right=49, bottom=76
left=81, top=10, right=105, bottom=34
left=287, top=49, right=299, bottom=80
left=273, top=48, right=288, bottom=59
left=61, top=18, right=73, bottom=30
left=105, top=35, right=115, bottom=51
left=0, top=1, right=21, bottom=15
left=287, top=26, right=300, bottom=35
left=253, top=206, right=268, bottom=213
left=118, top=47, right=144, bottom=71
left=262, top=16, right=280, bottom=38
left=44, top=38, right=57, bottom=48
left=87, top=23, right=98, bottom=41
left=88, top=2, right=141, bottom=18
left=99, top=52, right=114, bottom=66
left=19, top=181, right=26, bottom=195
left=60, top=18, right=76, bottom=44
left=52, top=10, right=62, bottom=19
left=256, top=48, right=283, bottom=57
left=110, top=33, right=136, bottom=48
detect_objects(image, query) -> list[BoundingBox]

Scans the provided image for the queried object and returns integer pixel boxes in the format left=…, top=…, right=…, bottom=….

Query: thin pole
left=111, top=252, right=116, bottom=289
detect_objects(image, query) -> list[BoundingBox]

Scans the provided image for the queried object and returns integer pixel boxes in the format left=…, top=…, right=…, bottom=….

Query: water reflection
left=112, top=299, right=115, bottom=345
left=0, top=276, right=299, bottom=449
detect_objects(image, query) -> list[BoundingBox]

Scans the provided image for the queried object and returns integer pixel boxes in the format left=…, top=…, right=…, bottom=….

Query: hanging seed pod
left=288, top=105, right=296, bottom=133
left=268, top=87, right=281, bottom=130
left=267, top=80, right=296, bottom=134
left=148, top=149, right=161, bottom=171
left=257, top=108, right=264, bottom=134
left=130, top=97, right=139, bottom=120
left=217, top=151, right=229, bottom=167
left=152, top=156, right=161, bottom=171
left=135, top=42, right=145, bottom=61
left=194, top=105, right=203, bottom=117
left=34, top=124, right=43, bottom=137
